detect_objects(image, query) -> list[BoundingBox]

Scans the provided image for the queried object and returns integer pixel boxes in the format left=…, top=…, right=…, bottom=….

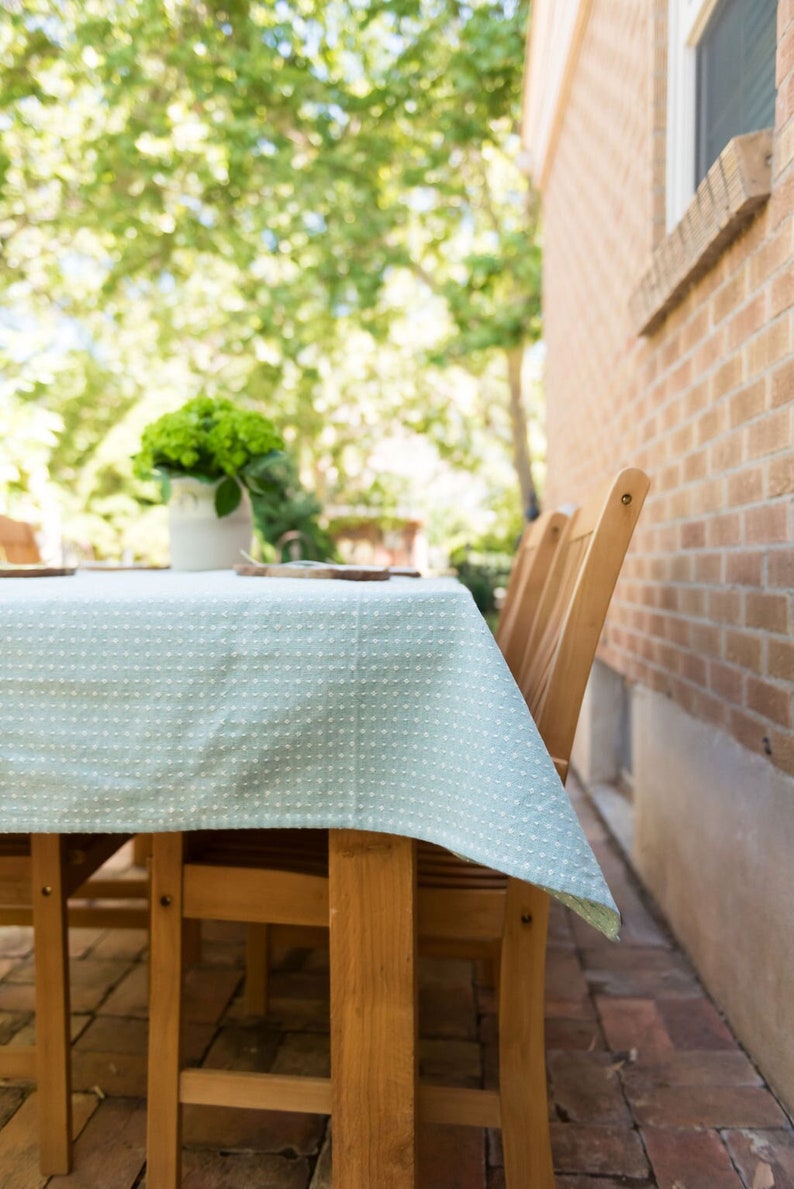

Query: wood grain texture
left=329, top=830, right=417, bottom=1189
left=30, top=834, right=72, bottom=1174
left=499, top=880, right=554, bottom=1188
left=235, top=562, right=390, bottom=580
left=146, top=832, right=185, bottom=1189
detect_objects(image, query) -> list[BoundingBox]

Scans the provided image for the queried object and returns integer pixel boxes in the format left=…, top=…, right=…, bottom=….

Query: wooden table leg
left=329, top=830, right=417, bottom=1189
left=31, top=834, right=72, bottom=1175
left=147, top=832, right=186, bottom=1189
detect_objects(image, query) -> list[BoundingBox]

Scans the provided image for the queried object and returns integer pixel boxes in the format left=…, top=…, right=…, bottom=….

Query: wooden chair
left=0, top=833, right=134, bottom=1173
left=496, top=507, right=569, bottom=682
left=0, top=514, right=40, bottom=563
left=145, top=467, right=649, bottom=1188
left=0, top=519, right=149, bottom=1171
left=241, top=507, right=571, bottom=1013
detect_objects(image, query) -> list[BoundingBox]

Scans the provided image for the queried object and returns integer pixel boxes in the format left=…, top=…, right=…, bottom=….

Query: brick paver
left=0, top=776, right=792, bottom=1186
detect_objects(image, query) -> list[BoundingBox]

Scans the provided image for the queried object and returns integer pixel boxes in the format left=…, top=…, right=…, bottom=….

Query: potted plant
left=133, top=396, right=284, bottom=570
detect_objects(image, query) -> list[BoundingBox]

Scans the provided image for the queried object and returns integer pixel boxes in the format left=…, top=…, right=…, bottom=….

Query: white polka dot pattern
left=0, top=570, right=619, bottom=937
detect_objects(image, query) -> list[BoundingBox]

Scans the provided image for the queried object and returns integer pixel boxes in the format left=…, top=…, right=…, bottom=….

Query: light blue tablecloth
left=0, top=570, right=619, bottom=937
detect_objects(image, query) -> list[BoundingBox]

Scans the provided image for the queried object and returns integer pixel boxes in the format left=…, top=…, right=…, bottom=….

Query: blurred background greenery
left=0, top=0, right=544, bottom=578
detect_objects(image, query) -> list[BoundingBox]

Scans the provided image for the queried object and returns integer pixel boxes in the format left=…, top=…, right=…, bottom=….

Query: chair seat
left=185, top=828, right=508, bottom=892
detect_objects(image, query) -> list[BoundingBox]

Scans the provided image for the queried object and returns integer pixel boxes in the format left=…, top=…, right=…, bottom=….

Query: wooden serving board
left=0, top=566, right=77, bottom=578
left=235, top=562, right=391, bottom=581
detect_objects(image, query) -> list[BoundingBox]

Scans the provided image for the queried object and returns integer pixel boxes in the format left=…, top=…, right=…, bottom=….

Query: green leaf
left=214, top=476, right=242, bottom=518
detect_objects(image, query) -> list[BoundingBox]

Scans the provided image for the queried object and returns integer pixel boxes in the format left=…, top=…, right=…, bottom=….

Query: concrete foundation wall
left=633, top=684, right=794, bottom=1110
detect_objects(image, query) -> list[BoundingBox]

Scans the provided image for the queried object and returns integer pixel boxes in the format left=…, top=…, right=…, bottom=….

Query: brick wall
left=541, top=0, right=794, bottom=778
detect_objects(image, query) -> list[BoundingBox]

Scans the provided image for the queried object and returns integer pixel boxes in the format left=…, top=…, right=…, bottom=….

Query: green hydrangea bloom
left=133, top=397, right=284, bottom=483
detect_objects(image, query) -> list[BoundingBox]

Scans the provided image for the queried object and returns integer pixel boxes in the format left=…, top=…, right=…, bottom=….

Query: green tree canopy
left=1, top=0, right=541, bottom=557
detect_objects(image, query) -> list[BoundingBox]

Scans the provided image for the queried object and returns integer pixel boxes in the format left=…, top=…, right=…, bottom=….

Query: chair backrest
left=496, top=508, right=569, bottom=681
left=0, top=515, right=41, bottom=564
left=515, top=468, right=649, bottom=781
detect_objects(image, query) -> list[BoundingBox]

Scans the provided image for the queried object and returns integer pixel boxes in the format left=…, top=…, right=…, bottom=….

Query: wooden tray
left=0, top=566, right=77, bottom=578
left=235, top=562, right=391, bottom=581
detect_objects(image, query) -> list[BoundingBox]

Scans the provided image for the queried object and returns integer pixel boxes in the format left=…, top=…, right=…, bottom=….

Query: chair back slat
left=496, top=509, right=568, bottom=681
left=0, top=516, right=41, bottom=564
left=516, top=468, right=649, bottom=770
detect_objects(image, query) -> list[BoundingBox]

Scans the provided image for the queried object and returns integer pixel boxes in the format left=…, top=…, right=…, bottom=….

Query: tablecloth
left=0, top=570, right=619, bottom=937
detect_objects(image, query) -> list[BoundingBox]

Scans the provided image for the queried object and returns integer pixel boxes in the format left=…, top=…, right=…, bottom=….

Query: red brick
left=768, top=638, right=794, bottom=681
left=710, top=355, right=744, bottom=400
left=769, top=728, right=794, bottom=775
left=724, top=629, right=763, bottom=672
left=725, top=549, right=763, bottom=586
left=710, top=433, right=743, bottom=470
left=418, top=1123, right=486, bottom=1188
left=724, top=1129, right=794, bottom=1189
left=684, top=378, right=710, bottom=418
left=709, top=661, right=743, bottom=704
left=694, top=687, right=729, bottom=727
left=545, top=1019, right=605, bottom=1050
left=550, top=1123, right=650, bottom=1179
left=746, top=591, right=790, bottom=632
left=729, top=380, right=767, bottom=428
left=750, top=223, right=792, bottom=286
left=728, top=294, right=766, bottom=349
left=771, top=356, right=794, bottom=407
left=769, top=547, right=794, bottom=587
left=695, top=552, right=723, bottom=584
left=627, top=1085, right=787, bottom=1129
left=726, top=464, right=765, bottom=504
left=682, top=450, right=708, bottom=482
left=709, top=589, right=742, bottom=624
left=746, top=317, right=792, bottom=375
left=745, top=501, right=790, bottom=543
left=768, top=454, right=794, bottom=496
left=596, top=996, right=673, bottom=1053
left=643, top=1127, right=744, bottom=1189
left=691, top=622, right=721, bottom=656
left=547, top=1052, right=632, bottom=1124
left=680, top=521, right=706, bottom=549
left=708, top=513, right=741, bottom=547
left=697, top=405, right=727, bottom=446
left=730, top=708, right=772, bottom=758
left=745, top=675, right=792, bottom=726
left=711, top=272, right=747, bottom=323
left=678, top=587, right=706, bottom=616
left=656, top=998, right=736, bottom=1050
left=770, top=267, right=794, bottom=317
left=747, top=408, right=793, bottom=458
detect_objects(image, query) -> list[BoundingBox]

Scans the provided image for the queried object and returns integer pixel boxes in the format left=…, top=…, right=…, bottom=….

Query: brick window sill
left=630, top=129, right=773, bottom=338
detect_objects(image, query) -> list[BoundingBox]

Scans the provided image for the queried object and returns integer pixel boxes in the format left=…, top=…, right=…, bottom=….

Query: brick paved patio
left=0, top=778, right=792, bottom=1187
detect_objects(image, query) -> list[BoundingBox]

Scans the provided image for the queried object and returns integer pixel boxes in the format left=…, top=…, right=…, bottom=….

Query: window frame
left=666, top=0, right=723, bottom=231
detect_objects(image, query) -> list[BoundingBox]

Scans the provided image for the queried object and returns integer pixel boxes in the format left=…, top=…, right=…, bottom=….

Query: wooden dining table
left=0, top=568, right=619, bottom=1186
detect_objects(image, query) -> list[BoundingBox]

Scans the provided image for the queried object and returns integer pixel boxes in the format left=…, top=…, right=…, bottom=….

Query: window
left=667, top=0, right=777, bottom=229
left=696, top=0, right=777, bottom=183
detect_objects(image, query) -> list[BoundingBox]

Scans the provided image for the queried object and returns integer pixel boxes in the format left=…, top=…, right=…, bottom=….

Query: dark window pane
left=696, top=0, right=777, bottom=184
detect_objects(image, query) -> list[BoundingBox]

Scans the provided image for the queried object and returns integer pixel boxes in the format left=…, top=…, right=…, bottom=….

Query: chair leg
left=31, top=834, right=72, bottom=1176
left=498, top=880, right=554, bottom=1189
left=147, top=833, right=185, bottom=1189
left=133, top=833, right=153, bottom=867
left=245, top=923, right=269, bottom=1016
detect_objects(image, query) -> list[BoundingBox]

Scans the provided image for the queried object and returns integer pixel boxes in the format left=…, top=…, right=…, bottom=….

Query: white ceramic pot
left=168, top=477, right=253, bottom=571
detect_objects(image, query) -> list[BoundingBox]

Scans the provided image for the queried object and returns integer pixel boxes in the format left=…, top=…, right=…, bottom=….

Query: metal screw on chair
left=621, top=493, right=632, bottom=505
left=520, top=913, right=533, bottom=924
left=160, top=895, right=172, bottom=907
left=41, top=886, right=53, bottom=897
